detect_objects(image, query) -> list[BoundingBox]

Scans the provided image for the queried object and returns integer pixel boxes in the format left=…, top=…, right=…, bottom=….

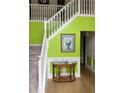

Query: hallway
left=46, top=67, right=95, bottom=93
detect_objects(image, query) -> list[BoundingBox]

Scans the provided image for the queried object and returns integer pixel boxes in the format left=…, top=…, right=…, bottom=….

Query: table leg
left=53, top=65, right=54, bottom=78
left=73, top=66, right=75, bottom=77
left=70, top=67, right=72, bottom=77
left=58, top=67, right=60, bottom=78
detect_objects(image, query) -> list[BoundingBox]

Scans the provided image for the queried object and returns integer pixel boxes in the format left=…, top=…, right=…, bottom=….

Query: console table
left=52, top=62, right=76, bottom=82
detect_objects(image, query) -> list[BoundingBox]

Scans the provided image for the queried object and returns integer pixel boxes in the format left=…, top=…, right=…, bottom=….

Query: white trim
left=48, top=57, right=80, bottom=62
left=78, top=14, right=95, bottom=17
left=86, top=65, right=95, bottom=73
left=48, top=57, right=80, bottom=59
left=29, top=20, right=44, bottom=22
left=29, top=44, right=42, bottom=46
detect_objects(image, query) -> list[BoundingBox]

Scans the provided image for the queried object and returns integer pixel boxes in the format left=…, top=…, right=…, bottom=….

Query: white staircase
left=46, top=0, right=80, bottom=40
left=37, top=0, right=95, bottom=93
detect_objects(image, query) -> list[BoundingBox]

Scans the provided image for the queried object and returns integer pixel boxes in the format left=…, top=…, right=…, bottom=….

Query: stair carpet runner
left=29, top=46, right=41, bottom=93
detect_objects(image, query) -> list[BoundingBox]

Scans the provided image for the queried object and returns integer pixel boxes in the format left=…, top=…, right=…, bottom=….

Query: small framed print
left=39, top=0, right=49, bottom=4
left=61, top=34, right=75, bottom=52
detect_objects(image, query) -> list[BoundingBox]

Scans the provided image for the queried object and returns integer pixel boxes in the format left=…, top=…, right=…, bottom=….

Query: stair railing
left=38, top=0, right=95, bottom=93
left=30, top=4, right=63, bottom=20
left=38, top=20, right=48, bottom=93
left=38, top=1, right=80, bottom=92
left=46, top=0, right=80, bottom=39
left=80, top=0, right=95, bottom=15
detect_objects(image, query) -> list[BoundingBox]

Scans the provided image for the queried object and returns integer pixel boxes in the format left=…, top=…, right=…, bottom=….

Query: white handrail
left=38, top=20, right=48, bottom=93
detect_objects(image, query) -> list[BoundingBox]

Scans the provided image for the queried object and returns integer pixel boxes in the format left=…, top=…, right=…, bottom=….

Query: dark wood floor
left=46, top=67, right=95, bottom=93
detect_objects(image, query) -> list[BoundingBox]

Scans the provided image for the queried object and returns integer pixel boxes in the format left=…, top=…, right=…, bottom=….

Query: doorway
left=80, top=32, right=87, bottom=72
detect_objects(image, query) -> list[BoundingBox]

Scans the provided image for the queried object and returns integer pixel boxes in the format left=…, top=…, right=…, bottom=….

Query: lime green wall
left=48, top=16, right=95, bottom=57
left=29, top=21, right=44, bottom=44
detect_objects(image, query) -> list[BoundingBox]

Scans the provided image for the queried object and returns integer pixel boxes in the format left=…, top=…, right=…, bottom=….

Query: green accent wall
left=48, top=16, right=95, bottom=57
left=29, top=21, right=44, bottom=44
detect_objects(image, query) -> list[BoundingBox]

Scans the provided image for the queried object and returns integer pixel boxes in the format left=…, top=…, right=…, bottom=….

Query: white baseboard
left=47, top=57, right=80, bottom=79
left=78, top=14, right=95, bottom=17
left=29, top=20, right=44, bottom=22
left=29, top=44, right=42, bottom=46
left=86, top=65, right=95, bottom=73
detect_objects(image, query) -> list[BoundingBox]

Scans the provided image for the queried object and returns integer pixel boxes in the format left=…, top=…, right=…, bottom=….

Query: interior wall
left=31, top=0, right=38, bottom=4
left=85, top=32, right=95, bottom=72
left=86, top=32, right=95, bottom=57
left=29, top=21, right=44, bottom=44
left=49, top=0, right=57, bottom=5
left=47, top=16, right=95, bottom=78
left=48, top=16, right=95, bottom=57
left=29, top=17, right=95, bottom=45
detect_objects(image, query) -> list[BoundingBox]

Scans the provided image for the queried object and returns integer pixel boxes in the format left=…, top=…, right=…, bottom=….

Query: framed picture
left=39, top=0, right=49, bottom=4
left=61, top=34, right=75, bottom=52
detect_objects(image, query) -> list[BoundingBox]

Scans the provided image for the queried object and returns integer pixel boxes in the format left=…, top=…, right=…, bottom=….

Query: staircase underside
left=29, top=46, right=41, bottom=93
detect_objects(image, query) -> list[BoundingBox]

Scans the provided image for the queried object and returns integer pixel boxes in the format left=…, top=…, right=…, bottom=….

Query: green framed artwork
left=61, top=34, right=75, bottom=52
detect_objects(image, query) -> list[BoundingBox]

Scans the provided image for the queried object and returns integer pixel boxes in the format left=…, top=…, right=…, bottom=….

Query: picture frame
left=61, top=34, right=75, bottom=52
left=39, top=0, right=49, bottom=4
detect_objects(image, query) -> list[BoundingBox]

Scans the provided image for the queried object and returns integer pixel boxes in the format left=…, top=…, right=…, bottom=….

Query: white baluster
left=56, top=15, right=58, bottom=29
left=34, top=5, right=36, bottom=20
left=53, top=17, right=55, bottom=33
left=53, top=6, right=55, bottom=16
left=36, top=5, right=38, bottom=20
left=78, top=0, right=80, bottom=13
left=30, top=5, right=32, bottom=20
left=72, top=1, right=74, bottom=16
left=48, top=22, right=50, bottom=38
left=67, top=5, right=69, bottom=20
left=86, top=0, right=88, bottom=14
left=89, top=0, right=91, bottom=14
left=58, top=13, right=60, bottom=28
left=84, top=0, right=85, bottom=14
left=64, top=8, right=66, bottom=22
left=33, top=5, right=35, bottom=20
left=46, top=5, right=47, bottom=20
left=39, top=6, right=41, bottom=20
left=62, top=9, right=64, bottom=25
left=93, top=0, right=95, bottom=14
left=91, top=0, right=93, bottom=14
left=38, top=5, right=40, bottom=19
left=70, top=3, right=72, bottom=18
left=48, top=5, right=49, bottom=20
left=50, top=20, right=52, bottom=36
